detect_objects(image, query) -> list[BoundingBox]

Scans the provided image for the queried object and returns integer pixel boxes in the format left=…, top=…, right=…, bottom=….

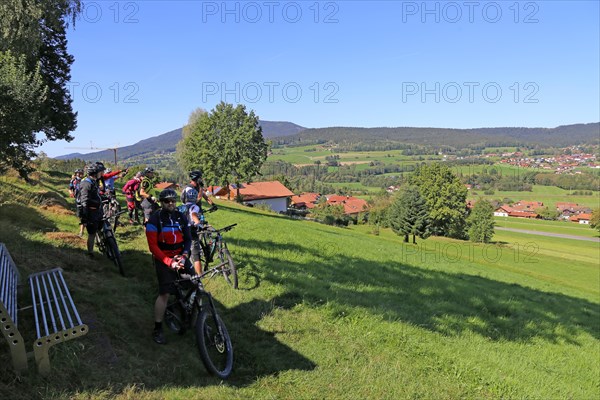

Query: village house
left=325, top=195, right=369, bottom=217
left=569, top=213, right=592, bottom=224
left=290, top=193, right=321, bottom=210
left=494, top=205, right=539, bottom=219
left=212, top=181, right=294, bottom=213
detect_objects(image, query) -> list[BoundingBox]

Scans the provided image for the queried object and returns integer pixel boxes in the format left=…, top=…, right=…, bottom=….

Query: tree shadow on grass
left=231, top=237, right=600, bottom=344
left=0, top=228, right=316, bottom=397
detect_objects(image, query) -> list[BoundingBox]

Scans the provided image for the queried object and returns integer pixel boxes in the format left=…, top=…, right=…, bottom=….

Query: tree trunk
left=412, top=234, right=417, bottom=244
left=403, top=234, right=409, bottom=243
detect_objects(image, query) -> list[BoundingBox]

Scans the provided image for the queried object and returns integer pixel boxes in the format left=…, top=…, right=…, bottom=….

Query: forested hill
left=57, top=120, right=306, bottom=162
left=272, top=123, right=600, bottom=149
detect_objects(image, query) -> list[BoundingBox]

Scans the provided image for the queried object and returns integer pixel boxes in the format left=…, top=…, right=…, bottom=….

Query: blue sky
left=40, top=0, right=600, bottom=157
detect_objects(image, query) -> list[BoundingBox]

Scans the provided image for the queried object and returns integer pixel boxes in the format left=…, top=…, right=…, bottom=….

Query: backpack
left=177, top=204, right=190, bottom=215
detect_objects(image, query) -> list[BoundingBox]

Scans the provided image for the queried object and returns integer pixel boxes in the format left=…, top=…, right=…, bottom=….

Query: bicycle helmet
left=141, top=167, right=155, bottom=177
left=189, top=170, right=203, bottom=181
left=183, top=187, right=199, bottom=203
left=159, top=188, right=178, bottom=202
left=95, top=162, right=106, bottom=171
left=105, top=168, right=112, bottom=173
left=86, top=164, right=99, bottom=175
left=75, top=169, right=83, bottom=174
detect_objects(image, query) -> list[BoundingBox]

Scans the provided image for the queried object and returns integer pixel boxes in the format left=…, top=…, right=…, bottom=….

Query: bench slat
left=0, top=245, right=18, bottom=326
left=29, top=268, right=85, bottom=338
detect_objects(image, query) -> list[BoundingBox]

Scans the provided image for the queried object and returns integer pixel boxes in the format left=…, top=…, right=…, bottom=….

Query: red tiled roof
left=323, top=195, right=369, bottom=215
left=214, top=181, right=294, bottom=201
left=571, top=213, right=592, bottom=221
left=341, top=198, right=369, bottom=215
left=291, top=193, right=320, bottom=209
left=508, top=210, right=539, bottom=218
left=154, top=181, right=177, bottom=190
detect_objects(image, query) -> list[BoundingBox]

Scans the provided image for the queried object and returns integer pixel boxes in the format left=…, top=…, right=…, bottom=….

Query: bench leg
left=33, top=344, right=51, bottom=375
left=0, top=306, right=28, bottom=373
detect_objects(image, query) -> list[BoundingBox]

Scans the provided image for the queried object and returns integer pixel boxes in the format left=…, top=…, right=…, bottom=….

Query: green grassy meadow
left=0, top=171, right=599, bottom=399
left=494, top=216, right=599, bottom=238
left=469, top=185, right=600, bottom=209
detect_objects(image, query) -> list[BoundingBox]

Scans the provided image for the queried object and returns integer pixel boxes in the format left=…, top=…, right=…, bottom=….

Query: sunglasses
left=162, top=199, right=176, bottom=204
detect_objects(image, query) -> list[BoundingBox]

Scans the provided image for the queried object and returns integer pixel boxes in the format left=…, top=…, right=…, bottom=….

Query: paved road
left=495, top=227, right=600, bottom=243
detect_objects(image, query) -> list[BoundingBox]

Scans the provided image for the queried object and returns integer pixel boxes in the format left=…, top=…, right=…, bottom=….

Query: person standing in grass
left=145, top=188, right=192, bottom=344
left=70, top=168, right=85, bottom=237
left=181, top=170, right=216, bottom=212
left=78, top=164, right=104, bottom=257
left=139, top=167, right=159, bottom=225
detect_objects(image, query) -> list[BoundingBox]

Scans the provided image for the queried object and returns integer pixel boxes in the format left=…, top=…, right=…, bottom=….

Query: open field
left=0, top=171, right=598, bottom=399
left=469, top=185, right=600, bottom=209
left=494, top=216, right=599, bottom=238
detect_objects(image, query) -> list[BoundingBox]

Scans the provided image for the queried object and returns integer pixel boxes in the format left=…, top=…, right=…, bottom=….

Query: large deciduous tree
left=467, top=199, right=495, bottom=243
left=177, top=102, right=269, bottom=199
left=388, top=186, right=430, bottom=244
left=409, top=163, right=468, bottom=239
left=0, top=0, right=80, bottom=178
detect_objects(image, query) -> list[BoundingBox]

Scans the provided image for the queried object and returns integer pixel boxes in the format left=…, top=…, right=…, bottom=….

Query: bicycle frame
left=171, top=275, right=225, bottom=331
left=198, top=224, right=236, bottom=275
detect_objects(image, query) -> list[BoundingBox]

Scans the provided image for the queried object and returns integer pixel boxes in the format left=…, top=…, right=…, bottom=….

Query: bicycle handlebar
left=198, top=223, right=237, bottom=235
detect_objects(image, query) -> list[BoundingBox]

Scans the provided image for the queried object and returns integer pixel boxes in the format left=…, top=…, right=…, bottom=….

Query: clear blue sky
left=40, top=0, right=600, bottom=158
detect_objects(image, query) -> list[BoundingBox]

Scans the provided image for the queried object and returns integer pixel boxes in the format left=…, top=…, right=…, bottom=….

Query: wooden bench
left=0, top=243, right=88, bottom=375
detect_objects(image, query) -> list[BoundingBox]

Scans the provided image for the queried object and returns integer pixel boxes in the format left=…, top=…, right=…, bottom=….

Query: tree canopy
left=0, top=0, right=80, bottom=178
left=388, top=186, right=430, bottom=244
left=467, top=199, right=495, bottom=243
left=177, top=102, right=270, bottom=193
left=409, top=163, right=468, bottom=238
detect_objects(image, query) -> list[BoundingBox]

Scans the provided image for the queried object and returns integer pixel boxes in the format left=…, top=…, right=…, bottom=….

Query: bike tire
left=107, top=236, right=125, bottom=276
left=165, top=300, right=186, bottom=335
left=219, top=247, right=238, bottom=289
left=195, top=307, right=233, bottom=379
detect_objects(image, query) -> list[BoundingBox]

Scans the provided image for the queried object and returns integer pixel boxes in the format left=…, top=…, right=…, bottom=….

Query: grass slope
left=0, top=171, right=598, bottom=399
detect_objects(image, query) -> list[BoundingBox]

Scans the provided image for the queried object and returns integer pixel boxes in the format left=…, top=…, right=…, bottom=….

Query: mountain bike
left=197, top=222, right=238, bottom=289
left=164, top=270, right=234, bottom=379
left=95, top=210, right=127, bottom=276
left=102, top=192, right=122, bottom=232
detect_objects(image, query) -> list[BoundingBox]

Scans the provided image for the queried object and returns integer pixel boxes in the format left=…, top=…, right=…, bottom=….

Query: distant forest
left=271, top=123, right=600, bottom=152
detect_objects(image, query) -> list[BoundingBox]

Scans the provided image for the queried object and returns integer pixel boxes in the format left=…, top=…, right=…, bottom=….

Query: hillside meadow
left=0, top=171, right=598, bottom=399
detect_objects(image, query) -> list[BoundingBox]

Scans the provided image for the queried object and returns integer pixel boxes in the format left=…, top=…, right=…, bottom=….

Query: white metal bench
left=0, top=243, right=88, bottom=375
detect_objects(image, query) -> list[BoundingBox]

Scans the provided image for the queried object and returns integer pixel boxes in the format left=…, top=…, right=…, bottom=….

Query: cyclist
left=70, top=169, right=85, bottom=237
left=122, top=173, right=142, bottom=224
left=139, top=167, right=159, bottom=225
left=181, top=187, right=203, bottom=275
left=95, top=163, right=127, bottom=198
left=145, top=188, right=193, bottom=344
left=69, top=169, right=83, bottom=198
left=181, top=170, right=217, bottom=212
left=103, top=167, right=129, bottom=197
left=79, top=164, right=104, bottom=257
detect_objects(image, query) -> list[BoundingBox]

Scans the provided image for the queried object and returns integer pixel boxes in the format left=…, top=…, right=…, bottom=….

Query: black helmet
left=189, top=170, right=203, bottom=181
left=95, top=162, right=106, bottom=171
left=159, top=188, right=178, bottom=202
left=142, top=167, right=155, bottom=176
left=86, top=164, right=100, bottom=175
left=75, top=168, right=83, bottom=174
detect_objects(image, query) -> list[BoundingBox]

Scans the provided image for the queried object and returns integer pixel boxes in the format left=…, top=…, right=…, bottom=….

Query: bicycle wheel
left=165, top=299, right=186, bottom=335
left=195, top=306, right=233, bottom=379
left=107, top=236, right=125, bottom=276
left=96, top=233, right=106, bottom=255
left=219, top=247, right=238, bottom=289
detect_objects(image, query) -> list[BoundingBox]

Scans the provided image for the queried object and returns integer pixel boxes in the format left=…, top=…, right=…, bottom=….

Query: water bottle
left=200, top=214, right=206, bottom=225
